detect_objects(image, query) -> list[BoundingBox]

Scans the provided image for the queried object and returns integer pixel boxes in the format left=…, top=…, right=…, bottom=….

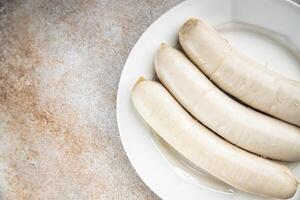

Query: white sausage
left=155, top=44, right=300, bottom=161
left=179, top=18, right=300, bottom=127
left=132, top=80, right=298, bottom=199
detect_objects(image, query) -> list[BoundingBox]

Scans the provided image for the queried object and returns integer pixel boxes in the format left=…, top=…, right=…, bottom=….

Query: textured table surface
left=0, top=0, right=298, bottom=200
left=0, top=0, right=182, bottom=199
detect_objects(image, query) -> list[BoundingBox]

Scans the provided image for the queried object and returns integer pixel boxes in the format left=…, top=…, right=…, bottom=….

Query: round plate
left=117, top=0, right=300, bottom=199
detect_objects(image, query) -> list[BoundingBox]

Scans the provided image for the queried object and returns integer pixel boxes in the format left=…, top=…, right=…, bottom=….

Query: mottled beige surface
left=0, top=0, right=182, bottom=199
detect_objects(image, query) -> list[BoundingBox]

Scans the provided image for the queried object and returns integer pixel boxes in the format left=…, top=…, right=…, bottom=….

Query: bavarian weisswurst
left=179, top=18, right=300, bottom=127
left=155, top=44, right=300, bottom=161
left=132, top=80, right=297, bottom=199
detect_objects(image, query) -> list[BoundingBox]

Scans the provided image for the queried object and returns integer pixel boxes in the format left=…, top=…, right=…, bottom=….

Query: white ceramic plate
left=117, top=0, right=300, bottom=199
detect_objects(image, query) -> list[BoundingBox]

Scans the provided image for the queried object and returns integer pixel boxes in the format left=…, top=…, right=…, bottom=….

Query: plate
left=117, top=0, right=300, bottom=199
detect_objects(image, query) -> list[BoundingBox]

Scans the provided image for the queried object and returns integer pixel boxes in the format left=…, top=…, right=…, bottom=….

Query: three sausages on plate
left=132, top=18, right=300, bottom=199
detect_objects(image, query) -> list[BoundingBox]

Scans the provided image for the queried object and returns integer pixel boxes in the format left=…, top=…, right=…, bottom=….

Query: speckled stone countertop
left=0, top=0, right=299, bottom=200
left=0, top=0, right=182, bottom=199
